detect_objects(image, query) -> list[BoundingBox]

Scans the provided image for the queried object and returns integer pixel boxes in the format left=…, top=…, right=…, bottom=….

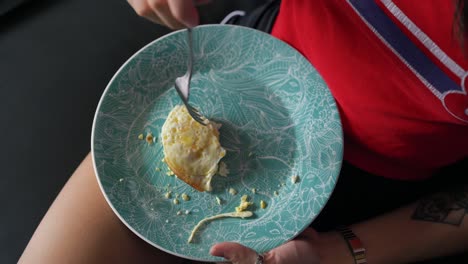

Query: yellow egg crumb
left=229, top=188, right=237, bottom=195
left=165, top=192, right=171, bottom=199
left=138, top=134, right=144, bottom=140
left=260, top=200, right=267, bottom=209
left=251, top=188, right=257, bottom=194
left=291, top=175, right=299, bottom=184
left=173, top=198, right=179, bottom=205
left=235, top=195, right=253, bottom=212
left=166, top=170, right=174, bottom=176
left=181, top=193, right=190, bottom=201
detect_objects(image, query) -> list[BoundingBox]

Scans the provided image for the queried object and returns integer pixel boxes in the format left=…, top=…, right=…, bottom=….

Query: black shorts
left=223, top=0, right=280, bottom=34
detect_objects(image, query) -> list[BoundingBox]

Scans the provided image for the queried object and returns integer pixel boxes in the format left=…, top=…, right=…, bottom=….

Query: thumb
left=210, top=242, right=261, bottom=264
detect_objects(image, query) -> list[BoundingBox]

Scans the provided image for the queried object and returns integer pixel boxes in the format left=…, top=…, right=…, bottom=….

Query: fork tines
left=186, top=103, right=207, bottom=125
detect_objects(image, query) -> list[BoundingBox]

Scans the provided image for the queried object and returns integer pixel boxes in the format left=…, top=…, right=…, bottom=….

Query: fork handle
left=186, top=27, right=193, bottom=84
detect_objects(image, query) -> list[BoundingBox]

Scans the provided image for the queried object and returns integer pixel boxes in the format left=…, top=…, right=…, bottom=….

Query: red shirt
left=271, top=0, right=468, bottom=180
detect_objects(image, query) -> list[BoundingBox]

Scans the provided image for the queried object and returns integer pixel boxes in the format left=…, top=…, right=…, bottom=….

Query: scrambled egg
left=161, top=105, right=226, bottom=192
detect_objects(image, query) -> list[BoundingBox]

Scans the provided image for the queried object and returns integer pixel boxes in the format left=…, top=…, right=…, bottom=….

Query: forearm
left=319, top=185, right=468, bottom=264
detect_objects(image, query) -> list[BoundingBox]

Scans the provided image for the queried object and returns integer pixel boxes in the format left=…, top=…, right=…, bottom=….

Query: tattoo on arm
left=412, top=186, right=468, bottom=226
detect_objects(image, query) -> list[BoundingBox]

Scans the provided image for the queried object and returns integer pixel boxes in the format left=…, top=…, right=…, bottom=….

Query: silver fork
left=174, top=27, right=207, bottom=126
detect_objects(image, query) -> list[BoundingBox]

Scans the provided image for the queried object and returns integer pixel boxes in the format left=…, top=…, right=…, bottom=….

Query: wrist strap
left=336, top=225, right=367, bottom=264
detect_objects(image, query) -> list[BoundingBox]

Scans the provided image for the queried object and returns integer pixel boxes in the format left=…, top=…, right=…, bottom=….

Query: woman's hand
left=210, top=228, right=342, bottom=264
left=127, top=0, right=210, bottom=29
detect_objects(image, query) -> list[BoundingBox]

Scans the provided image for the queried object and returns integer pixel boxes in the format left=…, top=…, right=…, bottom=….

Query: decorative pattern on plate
left=92, top=25, right=343, bottom=262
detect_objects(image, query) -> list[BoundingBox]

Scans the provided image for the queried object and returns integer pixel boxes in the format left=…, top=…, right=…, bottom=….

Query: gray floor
left=0, top=1, right=263, bottom=262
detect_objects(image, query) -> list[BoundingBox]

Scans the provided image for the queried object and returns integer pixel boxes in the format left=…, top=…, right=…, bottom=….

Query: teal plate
left=92, top=24, right=343, bottom=262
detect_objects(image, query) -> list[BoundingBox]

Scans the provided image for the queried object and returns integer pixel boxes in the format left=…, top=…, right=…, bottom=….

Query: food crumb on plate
left=235, top=195, right=253, bottom=212
left=218, top=162, right=229, bottom=177
left=138, top=133, right=144, bottom=140
left=229, top=188, right=237, bottom=195
left=260, top=200, right=267, bottom=209
left=215, top=196, right=222, bottom=205
left=291, top=175, right=300, bottom=184
left=181, top=193, right=190, bottom=201
left=173, top=198, right=179, bottom=205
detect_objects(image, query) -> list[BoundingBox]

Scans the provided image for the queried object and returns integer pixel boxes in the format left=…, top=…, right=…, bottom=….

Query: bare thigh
left=19, top=153, right=190, bottom=264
